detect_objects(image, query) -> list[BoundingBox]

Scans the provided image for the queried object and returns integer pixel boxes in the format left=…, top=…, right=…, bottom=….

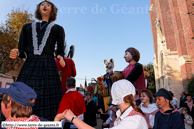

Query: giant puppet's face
left=39, top=2, right=52, bottom=17
left=124, top=51, right=133, bottom=63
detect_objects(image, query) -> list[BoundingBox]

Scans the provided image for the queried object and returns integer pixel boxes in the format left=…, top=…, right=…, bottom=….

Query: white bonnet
left=111, top=79, right=136, bottom=105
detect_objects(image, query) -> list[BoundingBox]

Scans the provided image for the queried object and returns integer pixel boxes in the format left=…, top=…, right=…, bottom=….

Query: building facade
left=149, top=0, right=194, bottom=98
left=0, top=74, right=13, bottom=88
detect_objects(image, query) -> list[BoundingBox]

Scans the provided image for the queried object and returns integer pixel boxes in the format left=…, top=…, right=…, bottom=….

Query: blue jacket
left=153, top=109, right=185, bottom=129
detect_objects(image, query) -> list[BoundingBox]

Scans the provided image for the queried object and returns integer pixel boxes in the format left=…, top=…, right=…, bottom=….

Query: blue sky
left=0, top=0, right=154, bottom=87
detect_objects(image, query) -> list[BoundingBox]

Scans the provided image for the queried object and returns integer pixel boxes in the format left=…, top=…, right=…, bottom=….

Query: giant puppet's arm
left=18, top=24, right=28, bottom=58
left=10, top=24, right=27, bottom=59
left=125, top=63, right=143, bottom=83
left=56, top=25, right=65, bottom=58
left=56, top=26, right=65, bottom=67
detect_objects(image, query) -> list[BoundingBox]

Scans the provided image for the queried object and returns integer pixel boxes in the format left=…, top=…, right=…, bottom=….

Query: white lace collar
left=32, top=22, right=55, bottom=55
left=140, top=103, right=158, bottom=113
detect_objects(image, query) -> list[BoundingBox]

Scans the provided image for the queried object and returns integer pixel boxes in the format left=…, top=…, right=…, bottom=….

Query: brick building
left=149, top=0, right=194, bottom=98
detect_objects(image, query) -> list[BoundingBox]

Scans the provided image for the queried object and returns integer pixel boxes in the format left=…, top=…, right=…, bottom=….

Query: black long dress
left=16, top=21, right=64, bottom=121
left=84, top=100, right=98, bottom=127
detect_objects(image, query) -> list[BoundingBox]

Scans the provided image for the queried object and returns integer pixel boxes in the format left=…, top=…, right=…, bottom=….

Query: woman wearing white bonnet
left=55, top=79, right=148, bottom=129
left=110, top=79, right=148, bottom=129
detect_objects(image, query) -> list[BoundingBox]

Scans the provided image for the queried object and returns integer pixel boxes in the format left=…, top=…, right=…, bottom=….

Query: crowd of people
left=55, top=82, right=194, bottom=129
left=54, top=80, right=194, bottom=129
left=1, top=78, right=194, bottom=129
left=1, top=0, right=194, bottom=129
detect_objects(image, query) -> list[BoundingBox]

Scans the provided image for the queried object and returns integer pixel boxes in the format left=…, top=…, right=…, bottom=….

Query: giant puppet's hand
left=9, top=49, right=19, bottom=59
left=57, top=55, right=65, bottom=67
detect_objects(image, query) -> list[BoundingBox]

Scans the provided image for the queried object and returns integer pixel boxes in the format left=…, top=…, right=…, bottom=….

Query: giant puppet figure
left=122, top=47, right=146, bottom=94
left=55, top=45, right=77, bottom=94
left=93, top=77, right=105, bottom=112
left=102, top=58, right=114, bottom=96
left=102, top=58, right=114, bottom=111
left=9, top=0, right=65, bottom=120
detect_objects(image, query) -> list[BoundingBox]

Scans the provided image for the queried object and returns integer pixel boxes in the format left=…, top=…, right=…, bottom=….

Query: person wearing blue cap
left=0, top=82, right=66, bottom=129
left=0, top=82, right=40, bottom=125
left=153, top=88, right=185, bottom=129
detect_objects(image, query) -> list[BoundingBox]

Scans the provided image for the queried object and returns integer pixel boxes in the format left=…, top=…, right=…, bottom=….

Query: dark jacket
left=84, top=100, right=98, bottom=127
left=153, top=109, right=185, bottom=129
left=180, top=96, right=186, bottom=108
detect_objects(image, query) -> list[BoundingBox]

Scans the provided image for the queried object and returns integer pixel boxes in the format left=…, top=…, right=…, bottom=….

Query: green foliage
left=148, top=86, right=156, bottom=94
left=143, top=62, right=156, bottom=94
left=187, top=76, right=194, bottom=97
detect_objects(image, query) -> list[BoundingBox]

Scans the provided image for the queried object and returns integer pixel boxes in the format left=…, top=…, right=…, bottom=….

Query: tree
left=5, top=7, right=34, bottom=42
left=143, top=62, right=156, bottom=94
left=187, top=76, right=194, bottom=97
left=0, top=7, right=34, bottom=80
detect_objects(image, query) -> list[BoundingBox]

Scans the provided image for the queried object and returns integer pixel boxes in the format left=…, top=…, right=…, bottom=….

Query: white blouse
left=109, top=106, right=148, bottom=129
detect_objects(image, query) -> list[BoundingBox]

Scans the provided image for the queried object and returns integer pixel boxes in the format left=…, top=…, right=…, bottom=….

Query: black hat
left=153, top=88, right=172, bottom=101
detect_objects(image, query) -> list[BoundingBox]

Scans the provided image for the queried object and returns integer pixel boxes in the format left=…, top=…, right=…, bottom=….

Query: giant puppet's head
left=125, top=47, right=140, bottom=63
left=96, top=77, right=104, bottom=97
left=104, top=58, right=114, bottom=73
left=35, top=0, right=58, bottom=22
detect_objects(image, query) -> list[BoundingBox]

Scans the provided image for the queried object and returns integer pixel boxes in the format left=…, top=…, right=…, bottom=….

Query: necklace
left=40, top=22, right=48, bottom=32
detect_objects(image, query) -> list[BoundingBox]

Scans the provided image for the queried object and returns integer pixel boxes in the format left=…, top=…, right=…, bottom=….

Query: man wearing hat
left=153, top=88, right=184, bottom=129
left=0, top=82, right=40, bottom=127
